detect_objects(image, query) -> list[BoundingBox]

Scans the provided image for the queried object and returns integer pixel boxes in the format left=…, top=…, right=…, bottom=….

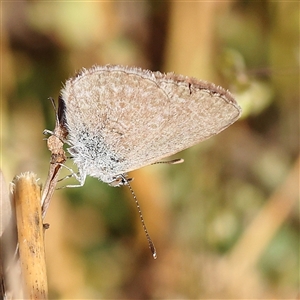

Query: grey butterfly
left=59, top=64, right=242, bottom=187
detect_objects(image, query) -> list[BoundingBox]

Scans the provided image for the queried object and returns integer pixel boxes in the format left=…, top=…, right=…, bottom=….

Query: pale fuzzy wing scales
left=61, top=65, right=241, bottom=183
left=62, top=67, right=173, bottom=182
left=123, top=75, right=241, bottom=170
left=154, top=74, right=240, bottom=150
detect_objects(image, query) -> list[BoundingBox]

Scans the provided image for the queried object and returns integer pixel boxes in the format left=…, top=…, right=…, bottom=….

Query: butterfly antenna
left=48, top=97, right=59, bottom=124
left=121, top=175, right=157, bottom=259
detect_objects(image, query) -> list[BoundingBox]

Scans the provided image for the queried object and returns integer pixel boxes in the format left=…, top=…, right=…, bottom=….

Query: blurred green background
left=1, top=1, right=299, bottom=299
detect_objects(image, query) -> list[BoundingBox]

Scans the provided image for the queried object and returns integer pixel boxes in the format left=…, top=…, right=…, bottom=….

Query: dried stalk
left=12, top=172, right=48, bottom=300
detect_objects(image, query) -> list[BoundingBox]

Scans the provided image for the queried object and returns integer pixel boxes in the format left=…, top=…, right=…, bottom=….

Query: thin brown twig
left=221, top=156, right=300, bottom=297
left=41, top=98, right=68, bottom=219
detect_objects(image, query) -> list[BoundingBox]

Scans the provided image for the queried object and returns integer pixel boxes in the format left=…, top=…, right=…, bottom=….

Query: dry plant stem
left=1, top=170, right=24, bottom=299
left=41, top=131, right=66, bottom=218
left=224, top=156, right=300, bottom=293
left=12, top=172, right=48, bottom=300
left=41, top=98, right=67, bottom=219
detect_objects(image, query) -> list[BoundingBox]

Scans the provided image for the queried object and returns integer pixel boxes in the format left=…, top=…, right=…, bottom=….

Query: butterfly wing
left=61, top=65, right=241, bottom=183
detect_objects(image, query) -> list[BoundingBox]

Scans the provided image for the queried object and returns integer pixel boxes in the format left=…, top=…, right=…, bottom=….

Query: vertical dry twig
left=12, top=172, right=48, bottom=299
left=1, top=97, right=67, bottom=299
left=41, top=97, right=67, bottom=219
left=1, top=170, right=24, bottom=299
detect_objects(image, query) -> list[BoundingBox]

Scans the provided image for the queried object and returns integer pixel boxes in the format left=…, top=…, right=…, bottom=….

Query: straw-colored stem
left=12, top=172, right=48, bottom=300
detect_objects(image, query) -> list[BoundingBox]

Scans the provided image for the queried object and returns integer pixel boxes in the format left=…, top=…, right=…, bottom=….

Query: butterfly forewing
left=61, top=65, right=241, bottom=183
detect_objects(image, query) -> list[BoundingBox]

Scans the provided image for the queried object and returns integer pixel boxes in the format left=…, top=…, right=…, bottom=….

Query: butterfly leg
left=57, top=163, right=86, bottom=188
left=108, top=174, right=133, bottom=187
